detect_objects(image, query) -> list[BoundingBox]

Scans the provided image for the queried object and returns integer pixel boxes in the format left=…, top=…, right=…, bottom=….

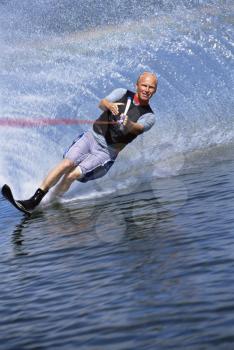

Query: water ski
left=1, top=184, right=31, bottom=216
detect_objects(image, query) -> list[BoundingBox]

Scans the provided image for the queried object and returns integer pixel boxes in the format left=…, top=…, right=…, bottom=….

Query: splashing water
left=0, top=0, right=233, bottom=198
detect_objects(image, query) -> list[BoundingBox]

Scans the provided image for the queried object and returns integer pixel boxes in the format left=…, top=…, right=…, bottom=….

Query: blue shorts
left=63, top=131, right=117, bottom=183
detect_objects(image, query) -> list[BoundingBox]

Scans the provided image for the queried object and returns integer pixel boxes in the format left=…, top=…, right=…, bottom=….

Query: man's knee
left=65, top=166, right=82, bottom=182
left=62, top=158, right=76, bottom=171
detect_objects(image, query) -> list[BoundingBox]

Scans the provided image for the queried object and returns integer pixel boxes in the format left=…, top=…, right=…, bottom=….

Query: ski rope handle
left=118, top=97, right=131, bottom=125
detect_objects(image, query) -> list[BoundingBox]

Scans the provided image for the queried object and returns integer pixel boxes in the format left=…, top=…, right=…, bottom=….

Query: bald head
left=137, top=72, right=158, bottom=87
left=135, top=71, right=157, bottom=105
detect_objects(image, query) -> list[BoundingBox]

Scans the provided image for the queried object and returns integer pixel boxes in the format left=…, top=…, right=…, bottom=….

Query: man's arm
left=123, top=117, right=144, bottom=135
left=123, top=112, right=155, bottom=135
left=99, top=99, right=124, bottom=116
left=98, top=88, right=127, bottom=115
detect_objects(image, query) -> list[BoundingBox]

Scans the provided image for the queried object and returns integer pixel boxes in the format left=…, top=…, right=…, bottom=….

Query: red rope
left=0, top=118, right=117, bottom=127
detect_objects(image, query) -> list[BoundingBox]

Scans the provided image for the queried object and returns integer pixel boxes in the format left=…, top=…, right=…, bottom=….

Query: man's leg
left=51, top=166, right=82, bottom=198
left=18, top=159, right=75, bottom=210
left=40, top=159, right=76, bottom=191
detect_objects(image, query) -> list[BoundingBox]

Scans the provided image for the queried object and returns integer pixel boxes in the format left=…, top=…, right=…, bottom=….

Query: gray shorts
left=63, top=131, right=117, bottom=182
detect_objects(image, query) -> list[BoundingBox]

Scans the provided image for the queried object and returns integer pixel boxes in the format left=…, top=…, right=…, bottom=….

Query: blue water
left=0, top=1, right=234, bottom=349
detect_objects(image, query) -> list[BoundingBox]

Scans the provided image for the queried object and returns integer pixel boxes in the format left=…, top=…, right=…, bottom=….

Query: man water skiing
left=7, top=72, right=157, bottom=212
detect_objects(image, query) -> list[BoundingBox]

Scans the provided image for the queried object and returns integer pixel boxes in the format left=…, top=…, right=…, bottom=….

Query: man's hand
left=108, top=102, right=124, bottom=115
left=118, top=114, right=144, bottom=135
left=99, top=99, right=124, bottom=115
left=117, top=113, right=128, bottom=126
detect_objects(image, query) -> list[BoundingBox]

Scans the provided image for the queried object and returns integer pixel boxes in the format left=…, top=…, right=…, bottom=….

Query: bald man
left=17, top=72, right=158, bottom=211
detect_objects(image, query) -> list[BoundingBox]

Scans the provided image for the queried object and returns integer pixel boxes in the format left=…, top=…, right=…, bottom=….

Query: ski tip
left=1, top=184, right=10, bottom=195
left=1, top=184, right=32, bottom=216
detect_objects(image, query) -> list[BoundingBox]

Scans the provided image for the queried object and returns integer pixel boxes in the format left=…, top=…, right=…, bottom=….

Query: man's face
left=136, top=74, right=157, bottom=103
